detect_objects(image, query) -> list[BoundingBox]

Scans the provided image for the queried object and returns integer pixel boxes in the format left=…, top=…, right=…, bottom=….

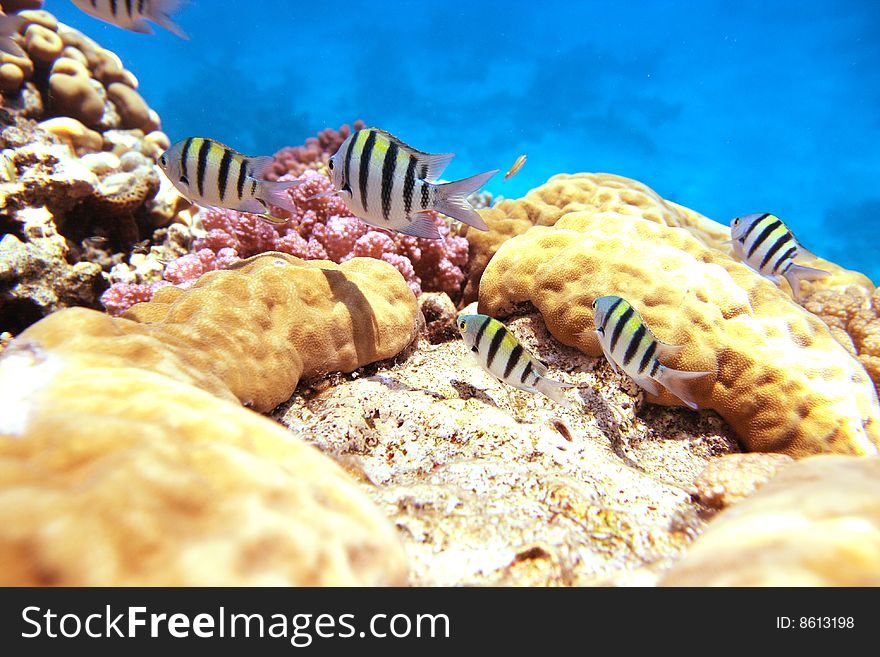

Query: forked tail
left=654, top=366, right=712, bottom=410
left=783, top=264, right=830, bottom=301
left=434, top=169, right=498, bottom=231
left=536, top=376, right=575, bottom=408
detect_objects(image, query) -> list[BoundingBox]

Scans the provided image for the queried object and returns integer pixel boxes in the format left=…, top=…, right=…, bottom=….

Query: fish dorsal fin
left=368, top=128, right=454, bottom=181
left=398, top=212, right=442, bottom=239
left=417, top=153, right=455, bottom=182
left=248, top=155, right=276, bottom=180
left=655, top=340, right=685, bottom=362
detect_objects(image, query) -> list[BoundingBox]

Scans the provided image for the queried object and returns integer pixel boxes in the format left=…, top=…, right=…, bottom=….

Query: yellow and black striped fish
left=729, top=213, right=829, bottom=301
left=158, top=137, right=302, bottom=221
left=327, top=127, right=497, bottom=239
left=590, top=296, right=711, bottom=410
left=457, top=314, right=573, bottom=407
left=70, top=0, right=188, bottom=38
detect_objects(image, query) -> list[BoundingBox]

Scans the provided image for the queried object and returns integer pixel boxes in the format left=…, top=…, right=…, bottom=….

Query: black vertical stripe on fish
left=609, top=307, right=633, bottom=353
left=419, top=163, right=430, bottom=209
left=125, top=0, right=133, bottom=18
left=746, top=218, right=782, bottom=259
left=772, top=245, right=797, bottom=274
left=504, top=344, right=524, bottom=379
left=781, top=261, right=793, bottom=274
left=485, top=327, right=506, bottom=369
left=217, top=148, right=234, bottom=202
left=380, top=140, right=399, bottom=222
left=196, top=138, right=211, bottom=197
left=236, top=158, right=247, bottom=200
left=249, top=179, right=257, bottom=198
left=650, top=360, right=660, bottom=376
left=91, top=0, right=97, bottom=8
left=179, top=137, right=193, bottom=183
left=358, top=129, right=377, bottom=213
left=602, top=297, right=622, bottom=332
left=138, top=0, right=145, bottom=15
left=474, top=315, right=491, bottom=350
left=638, top=339, right=657, bottom=374
left=343, top=133, right=356, bottom=193
left=741, top=212, right=769, bottom=242
left=520, top=361, right=533, bottom=385
left=623, top=324, right=646, bottom=366
left=759, top=231, right=793, bottom=270
left=403, top=155, right=417, bottom=217
left=110, top=0, right=118, bottom=17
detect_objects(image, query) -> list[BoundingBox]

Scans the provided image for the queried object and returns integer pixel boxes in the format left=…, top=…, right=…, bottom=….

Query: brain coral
left=0, top=252, right=419, bottom=584
left=465, top=173, right=871, bottom=303
left=478, top=211, right=880, bottom=457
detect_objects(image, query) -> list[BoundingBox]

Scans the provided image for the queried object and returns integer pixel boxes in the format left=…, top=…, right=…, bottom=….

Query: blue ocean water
left=47, top=0, right=880, bottom=281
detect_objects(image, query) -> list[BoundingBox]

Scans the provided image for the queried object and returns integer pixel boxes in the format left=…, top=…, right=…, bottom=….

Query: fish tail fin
left=148, top=0, right=190, bottom=39
left=433, top=169, right=498, bottom=231
left=0, top=35, right=25, bottom=58
left=654, top=366, right=713, bottom=410
left=783, top=264, right=830, bottom=301
left=535, top=376, right=575, bottom=408
left=257, top=179, right=304, bottom=214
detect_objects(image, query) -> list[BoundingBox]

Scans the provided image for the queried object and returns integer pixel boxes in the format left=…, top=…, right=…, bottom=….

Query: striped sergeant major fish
left=590, top=296, right=712, bottom=410
left=158, top=137, right=302, bottom=221
left=0, top=13, right=25, bottom=58
left=457, top=314, right=574, bottom=407
left=326, top=127, right=498, bottom=239
left=729, top=213, right=829, bottom=301
left=70, top=0, right=189, bottom=39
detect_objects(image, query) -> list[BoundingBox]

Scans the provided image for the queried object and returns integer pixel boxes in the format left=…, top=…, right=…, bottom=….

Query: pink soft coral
left=101, top=125, right=473, bottom=315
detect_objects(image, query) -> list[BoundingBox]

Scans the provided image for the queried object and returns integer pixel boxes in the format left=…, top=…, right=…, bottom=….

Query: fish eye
left=328, top=159, right=334, bottom=170
left=158, top=155, right=166, bottom=166
left=733, top=218, right=740, bottom=226
left=591, top=299, right=597, bottom=308
left=458, top=321, right=466, bottom=330
left=179, top=175, right=188, bottom=184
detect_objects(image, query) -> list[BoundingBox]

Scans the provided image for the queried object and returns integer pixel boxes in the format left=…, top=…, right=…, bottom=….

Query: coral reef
left=477, top=210, right=880, bottom=457
left=0, top=4, right=186, bottom=335
left=803, top=285, right=880, bottom=390
left=465, top=173, right=871, bottom=303
left=277, top=310, right=741, bottom=586
left=102, top=169, right=471, bottom=313
left=264, top=120, right=365, bottom=180
left=661, top=455, right=880, bottom=585
left=692, top=453, right=794, bottom=509
left=1, top=3, right=160, bottom=134
left=0, top=252, right=419, bottom=584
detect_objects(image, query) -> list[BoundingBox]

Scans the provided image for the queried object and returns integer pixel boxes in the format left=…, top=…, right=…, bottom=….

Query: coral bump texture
left=0, top=253, right=418, bottom=584
left=478, top=210, right=880, bottom=457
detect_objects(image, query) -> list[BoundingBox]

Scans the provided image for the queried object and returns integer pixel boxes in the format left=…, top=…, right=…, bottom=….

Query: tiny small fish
left=457, top=314, right=573, bottom=407
left=1, top=150, right=16, bottom=182
left=590, top=296, right=712, bottom=410
left=504, top=154, right=526, bottom=180
left=729, top=212, right=829, bottom=301
left=158, top=137, right=302, bottom=221
left=70, top=0, right=189, bottom=39
left=0, top=14, right=25, bottom=58
left=326, top=127, right=497, bottom=239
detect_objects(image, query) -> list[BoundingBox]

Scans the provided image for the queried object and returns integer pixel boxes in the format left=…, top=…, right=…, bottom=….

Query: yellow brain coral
left=467, top=173, right=872, bottom=304
left=478, top=211, right=880, bottom=457
left=0, top=253, right=419, bottom=584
